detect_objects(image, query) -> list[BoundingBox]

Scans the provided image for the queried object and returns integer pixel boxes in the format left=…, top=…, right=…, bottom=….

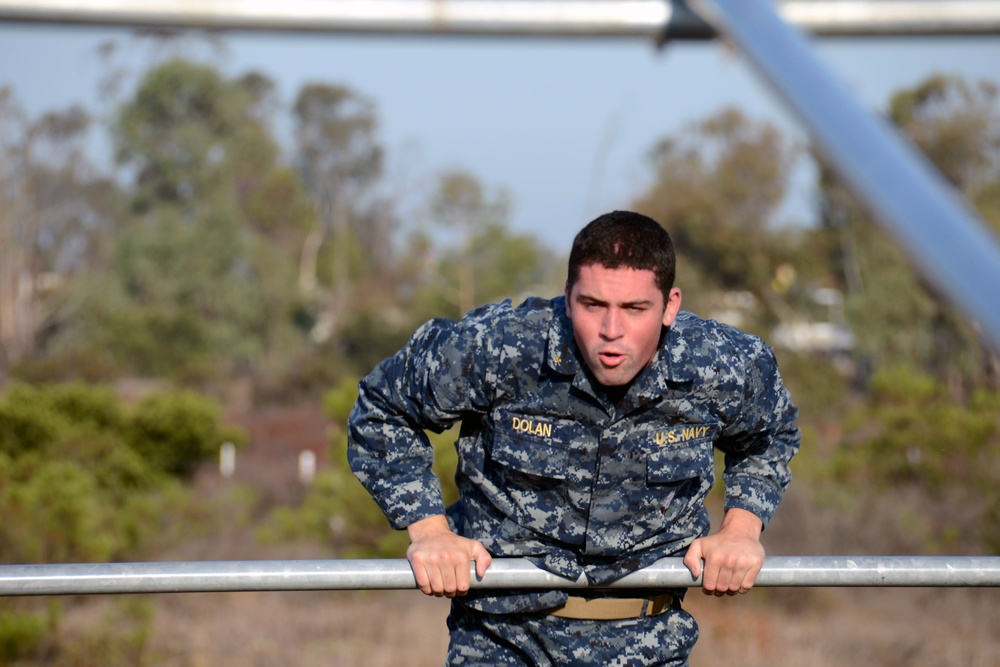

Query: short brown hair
left=567, top=211, right=676, bottom=301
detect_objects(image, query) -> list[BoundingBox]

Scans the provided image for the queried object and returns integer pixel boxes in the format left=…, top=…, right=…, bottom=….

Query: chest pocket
left=646, top=436, right=714, bottom=485
left=489, top=413, right=592, bottom=479
left=491, top=428, right=572, bottom=479
left=484, top=412, right=596, bottom=543
left=609, top=425, right=716, bottom=553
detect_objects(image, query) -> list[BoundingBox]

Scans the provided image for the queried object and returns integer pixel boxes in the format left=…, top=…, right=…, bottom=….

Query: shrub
left=828, top=367, right=1000, bottom=553
left=0, top=459, right=116, bottom=563
left=0, top=381, right=246, bottom=563
left=259, top=405, right=462, bottom=558
left=56, top=596, right=155, bottom=667
left=0, top=383, right=70, bottom=457
left=48, top=382, right=125, bottom=432
left=0, top=382, right=125, bottom=458
left=48, top=429, right=163, bottom=496
left=0, top=609, right=47, bottom=663
left=124, top=389, right=246, bottom=477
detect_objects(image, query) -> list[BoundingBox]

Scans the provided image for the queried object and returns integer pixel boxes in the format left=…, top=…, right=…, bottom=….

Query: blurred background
left=1, top=6, right=999, bottom=666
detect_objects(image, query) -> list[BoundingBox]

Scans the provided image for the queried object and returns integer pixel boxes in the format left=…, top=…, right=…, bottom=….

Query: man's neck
left=600, top=382, right=631, bottom=409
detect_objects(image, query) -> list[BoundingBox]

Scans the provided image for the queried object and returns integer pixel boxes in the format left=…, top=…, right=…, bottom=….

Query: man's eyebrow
left=574, top=293, right=607, bottom=305
left=575, top=294, right=653, bottom=308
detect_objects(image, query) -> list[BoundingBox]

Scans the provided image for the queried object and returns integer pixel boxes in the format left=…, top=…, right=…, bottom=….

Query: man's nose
left=601, top=308, right=624, bottom=339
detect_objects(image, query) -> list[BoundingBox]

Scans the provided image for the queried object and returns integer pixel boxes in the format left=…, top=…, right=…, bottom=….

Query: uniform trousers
left=445, top=599, right=699, bottom=666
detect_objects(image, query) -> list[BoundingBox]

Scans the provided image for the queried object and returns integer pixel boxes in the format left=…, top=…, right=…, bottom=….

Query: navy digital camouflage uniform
left=348, top=295, right=800, bottom=665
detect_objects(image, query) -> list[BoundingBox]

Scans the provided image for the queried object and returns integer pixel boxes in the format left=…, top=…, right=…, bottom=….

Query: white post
left=219, top=442, right=236, bottom=478
left=298, top=450, right=316, bottom=485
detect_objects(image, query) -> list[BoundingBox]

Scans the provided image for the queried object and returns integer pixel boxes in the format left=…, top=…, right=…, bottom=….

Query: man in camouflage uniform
left=348, top=211, right=800, bottom=665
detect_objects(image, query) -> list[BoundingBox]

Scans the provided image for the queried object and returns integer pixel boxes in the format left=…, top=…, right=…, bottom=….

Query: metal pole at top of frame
left=2, top=1, right=1000, bottom=38
left=1, top=557, right=999, bottom=597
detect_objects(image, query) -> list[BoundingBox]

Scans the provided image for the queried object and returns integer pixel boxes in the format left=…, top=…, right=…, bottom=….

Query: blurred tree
left=292, top=83, right=390, bottom=343
left=828, top=367, right=1000, bottom=553
left=416, top=170, right=562, bottom=320
left=631, top=107, right=803, bottom=330
left=816, top=75, right=1000, bottom=391
left=0, top=88, right=114, bottom=377
left=116, top=60, right=273, bottom=215
left=63, top=59, right=316, bottom=380
left=329, top=169, right=562, bottom=378
left=428, top=170, right=509, bottom=316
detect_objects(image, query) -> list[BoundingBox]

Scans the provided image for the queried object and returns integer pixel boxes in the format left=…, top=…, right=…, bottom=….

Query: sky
left=2, top=20, right=1000, bottom=254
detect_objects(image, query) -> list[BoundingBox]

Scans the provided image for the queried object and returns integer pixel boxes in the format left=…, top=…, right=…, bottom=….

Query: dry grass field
left=50, top=582, right=999, bottom=666
left=32, top=403, right=1000, bottom=667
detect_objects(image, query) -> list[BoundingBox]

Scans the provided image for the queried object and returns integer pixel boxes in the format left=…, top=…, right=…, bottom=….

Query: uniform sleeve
left=716, top=340, right=801, bottom=528
left=347, top=306, right=503, bottom=530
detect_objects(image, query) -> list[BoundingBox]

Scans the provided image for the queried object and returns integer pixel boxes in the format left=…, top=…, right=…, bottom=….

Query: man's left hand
left=682, top=508, right=765, bottom=596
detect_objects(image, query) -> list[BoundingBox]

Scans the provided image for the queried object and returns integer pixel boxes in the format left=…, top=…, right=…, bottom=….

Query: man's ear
left=661, top=287, right=683, bottom=327
left=564, top=281, right=573, bottom=318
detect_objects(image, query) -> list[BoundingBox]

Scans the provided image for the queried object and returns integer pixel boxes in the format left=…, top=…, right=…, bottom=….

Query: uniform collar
left=546, top=296, right=580, bottom=377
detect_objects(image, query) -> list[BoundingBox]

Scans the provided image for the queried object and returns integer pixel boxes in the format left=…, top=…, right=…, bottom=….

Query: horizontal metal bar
left=0, top=1, right=998, bottom=38
left=0, top=0, right=688, bottom=38
left=1, top=557, right=998, bottom=596
left=690, top=0, right=1000, bottom=353
left=785, top=1, right=1000, bottom=36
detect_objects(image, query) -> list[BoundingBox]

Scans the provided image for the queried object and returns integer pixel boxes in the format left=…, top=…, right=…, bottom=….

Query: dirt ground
left=134, top=586, right=999, bottom=667
left=46, top=403, right=1000, bottom=666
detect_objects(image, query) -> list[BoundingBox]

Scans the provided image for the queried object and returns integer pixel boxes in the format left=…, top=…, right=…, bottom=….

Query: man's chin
left=593, top=367, right=635, bottom=387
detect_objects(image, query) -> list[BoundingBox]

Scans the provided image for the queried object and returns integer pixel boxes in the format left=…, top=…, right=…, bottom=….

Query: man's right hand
left=406, top=514, right=493, bottom=597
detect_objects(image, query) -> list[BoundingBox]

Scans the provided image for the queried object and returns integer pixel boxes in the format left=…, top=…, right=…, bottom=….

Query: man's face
left=565, top=264, right=682, bottom=387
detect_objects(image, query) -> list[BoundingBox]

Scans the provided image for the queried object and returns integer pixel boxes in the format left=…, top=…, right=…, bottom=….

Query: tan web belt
left=548, top=593, right=675, bottom=620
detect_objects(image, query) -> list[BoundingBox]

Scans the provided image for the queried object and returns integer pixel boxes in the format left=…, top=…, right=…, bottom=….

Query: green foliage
left=0, top=459, right=117, bottom=563
left=0, top=381, right=243, bottom=481
left=243, top=166, right=316, bottom=240
left=50, top=429, right=163, bottom=497
left=0, top=608, right=48, bottom=663
left=0, top=383, right=71, bottom=456
left=47, top=382, right=125, bottom=432
left=335, top=308, right=424, bottom=379
left=258, top=430, right=461, bottom=560
left=323, top=375, right=361, bottom=425
left=10, top=346, right=122, bottom=385
left=817, top=74, right=1000, bottom=389
left=0, top=381, right=245, bottom=564
left=124, top=389, right=246, bottom=477
left=633, top=108, right=798, bottom=305
left=52, top=58, right=316, bottom=381
left=258, top=380, right=460, bottom=558
left=55, top=597, right=155, bottom=667
left=888, top=75, right=1000, bottom=204
left=0, top=88, right=114, bottom=375
left=258, top=466, right=410, bottom=559
left=829, top=367, right=1000, bottom=552
left=293, top=82, right=383, bottom=200
left=771, top=351, right=852, bottom=424
left=116, top=59, right=266, bottom=213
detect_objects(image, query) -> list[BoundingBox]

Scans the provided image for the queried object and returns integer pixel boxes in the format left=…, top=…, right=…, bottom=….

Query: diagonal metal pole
left=687, top=0, right=1000, bottom=353
left=1, top=557, right=999, bottom=596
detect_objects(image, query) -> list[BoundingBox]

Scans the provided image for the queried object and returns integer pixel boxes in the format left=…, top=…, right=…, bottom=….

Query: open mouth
left=599, top=351, right=625, bottom=367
